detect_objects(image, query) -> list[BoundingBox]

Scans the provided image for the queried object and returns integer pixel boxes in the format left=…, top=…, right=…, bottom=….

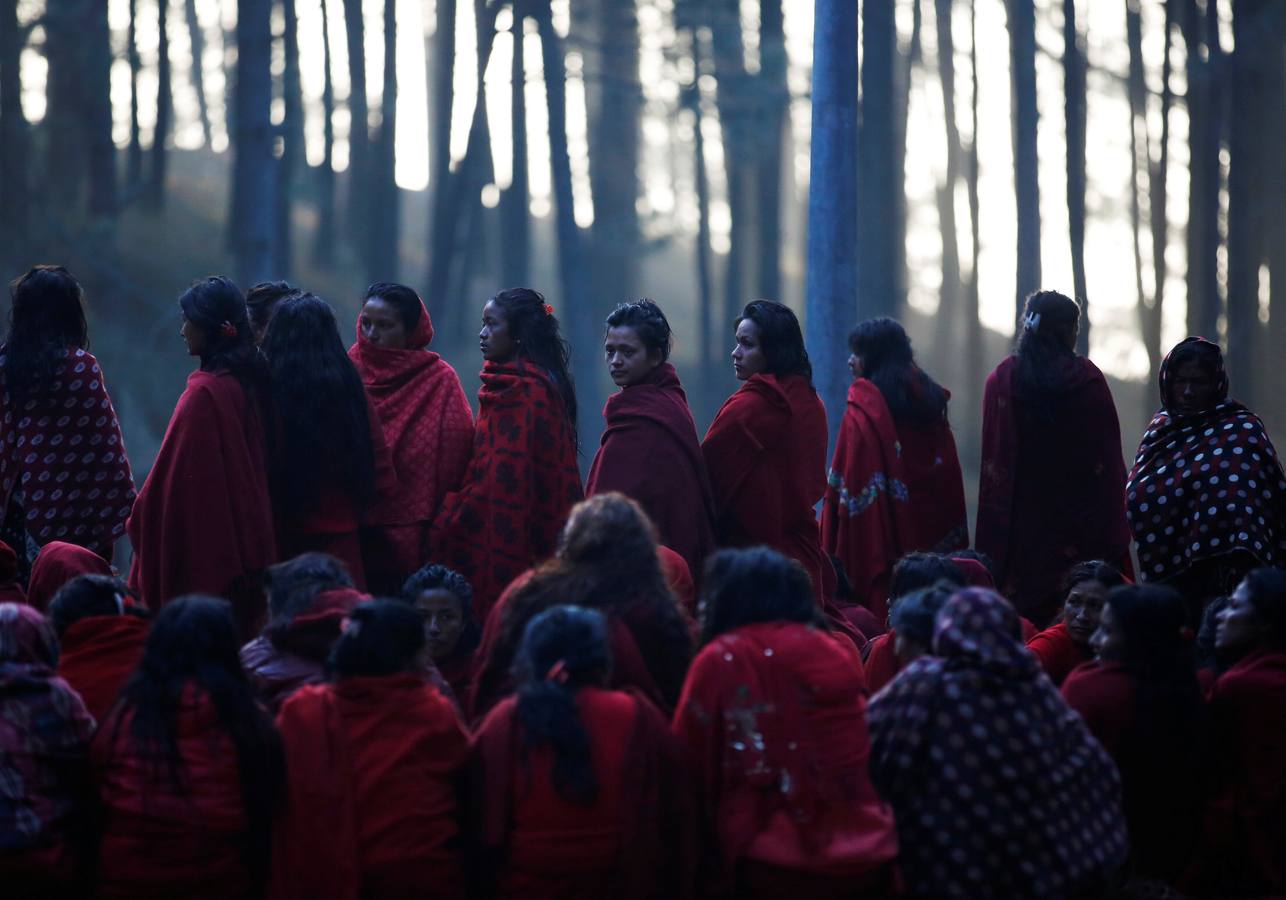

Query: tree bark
left=151, top=0, right=172, bottom=207
left=342, top=0, right=370, bottom=241
left=1063, top=0, right=1089, bottom=354
left=858, top=0, right=901, bottom=319
left=1142, top=0, right=1173, bottom=406
left=962, top=0, right=983, bottom=464
left=710, top=0, right=751, bottom=324
left=185, top=0, right=212, bottom=146
left=757, top=0, right=789, bottom=302
left=1180, top=0, right=1223, bottom=339
left=313, top=0, right=338, bottom=265
left=1006, top=0, right=1041, bottom=324
left=234, top=0, right=278, bottom=285
left=276, top=0, right=304, bottom=278
left=501, top=1, right=530, bottom=286
left=368, top=0, right=400, bottom=280
left=0, top=0, right=29, bottom=262
left=1126, top=0, right=1148, bottom=367
left=685, top=30, right=717, bottom=400
left=127, top=0, right=143, bottom=183
left=428, top=0, right=456, bottom=259
left=933, top=0, right=963, bottom=352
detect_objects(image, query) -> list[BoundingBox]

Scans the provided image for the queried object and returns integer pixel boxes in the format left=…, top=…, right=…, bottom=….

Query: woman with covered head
left=976, top=290, right=1132, bottom=624
left=0, top=266, right=135, bottom=572
left=822, top=317, right=967, bottom=623
left=271, top=600, right=469, bottom=900
left=468, top=605, right=694, bottom=899
left=432, top=288, right=583, bottom=623
left=867, top=587, right=1128, bottom=899
left=586, top=299, right=716, bottom=579
left=127, top=276, right=276, bottom=637
left=348, top=282, right=474, bottom=594
left=1127, top=337, right=1286, bottom=608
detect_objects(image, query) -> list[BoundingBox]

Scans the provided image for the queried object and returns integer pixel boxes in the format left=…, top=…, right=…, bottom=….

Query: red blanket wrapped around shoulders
left=57, top=614, right=148, bottom=723
left=126, top=370, right=276, bottom=637
left=432, top=360, right=582, bottom=623
left=1026, top=621, right=1090, bottom=686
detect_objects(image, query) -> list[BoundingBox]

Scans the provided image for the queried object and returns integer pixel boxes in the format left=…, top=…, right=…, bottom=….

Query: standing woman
left=585, top=299, right=716, bottom=579
left=0, top=266, right=135, bottom=573
left=126, top=276, right=276, bottom=637
left=432, top=288, right=583, bottom=624
left=821, top=318, right=967, bottom=622
left=976, top=290, right=1131, bottom=625
left=701, top=300, right=835, bottom=605
left=349, top=283, right=475, bottom=594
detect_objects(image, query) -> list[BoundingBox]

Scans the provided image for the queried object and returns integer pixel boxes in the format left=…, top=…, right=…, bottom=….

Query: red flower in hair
left=544, top=304, right=555, bottom=317
left=219, top=321, right=238, bottom=338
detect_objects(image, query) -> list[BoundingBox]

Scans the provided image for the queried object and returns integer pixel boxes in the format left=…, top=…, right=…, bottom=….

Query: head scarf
left=1158, top=336, right=1229, bottom=414
left=27, top=541, right=114, bottom=612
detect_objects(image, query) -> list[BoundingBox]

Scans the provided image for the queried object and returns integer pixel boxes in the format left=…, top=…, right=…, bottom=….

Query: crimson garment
left=586, top=363, right=716, bottom=578
left=270, top=672, right=468, bottom=900
left=0, top=347, right=135, bottom=557
left=26, top=541, right=112, bottom=613
left=868, top=589, right=1128, bottom=899
left=432, top=360, right=582, bottom=623
left=350, top=302, right=474, bottom=589
left=673, top=621, right=894, bottom=894
left=126, top=370, right=276, bottom=637
left=1061, top=661, right=1205, bottom=882
left=56, top=614, right=148, bottom=724
left=0, top=539, right=25, bottom=604
left=93, top=686, right=261, bottom=899
left=702, top=374, right=836, bottom=604
left=1026, top=621, right=1090, bottom=687
left=470, top=686, right=695, bottom=900
left=976, top=355, right=1131, bottom=623
left=657, top=544, right=697, bottom=617
left=822, top=379, right=967, bottom=622
left=863, top=632, right=900, bottom=696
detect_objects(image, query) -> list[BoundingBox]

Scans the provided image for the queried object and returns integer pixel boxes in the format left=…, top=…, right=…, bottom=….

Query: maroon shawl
left=57, top=614, right=148, bottom=724
left=27, top=541, right=113, bottom=612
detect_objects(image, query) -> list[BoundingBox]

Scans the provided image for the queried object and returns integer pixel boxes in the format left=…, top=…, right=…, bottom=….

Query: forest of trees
left=0, top=0, right=1283, bottom=477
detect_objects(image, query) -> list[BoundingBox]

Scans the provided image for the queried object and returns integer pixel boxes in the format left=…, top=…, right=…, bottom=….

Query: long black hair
left=48, top=573, right=142, bottom=636
left=849, top=317, right=948, bottom=425
left=701, top=546, right=822, bottom=642
left=513, top=605, right=611, bottom=805
left=110, top=595, right=284, bottom=883
left=3, top=265, right=89, bottom=402
left=738, top=299, right=812, bottom=383
left=328, top=599, right=426, bottom=678
left=491, top=288, right=578, bottom=444
left=178, top=276, right=271, bottom=406
left=605, top=298, right=672, bottom=362
left=261, top=294, right=376, bottom=516
left=1013, top=290, right=1082, bottom=410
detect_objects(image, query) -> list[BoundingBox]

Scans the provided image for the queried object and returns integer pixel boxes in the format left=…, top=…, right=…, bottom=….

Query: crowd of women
left=1, top=263, right=1284, bottom=898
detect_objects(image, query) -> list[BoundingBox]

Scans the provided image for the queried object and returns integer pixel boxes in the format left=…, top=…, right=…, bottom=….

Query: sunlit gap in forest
left=19, top=0, right=1223, bottom=384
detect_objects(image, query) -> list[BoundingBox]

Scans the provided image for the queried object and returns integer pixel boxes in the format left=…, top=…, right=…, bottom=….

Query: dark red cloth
left=0, top=347, right=135, bottom=556
left=976, top=355, right=1131, bottom=622
left=469, top=687, right=695, bottom=900
left=952, top=556, right=995, bottom=590
left=270, top=672, right=468, bottom=900
left=93, top=686, right=259, bottom=899
left=862, top=632, right=901, bottom=696
left=657, top=544, right=697, bottom=617
left=822, top=379, right=967, bottom=622
left=586, top=363, right=716, bottom=579
left=1026, top=622, right=1089, bottom=686
left=0, top=538, right=26, bottom=604
left=26, top=541, right=112, bottom=613
left=702, top=375, right=836, bottom=605
left=126, top=370, right=276, bottom=637
left=432, top=360, right=583, bottom=623
left=56, top=614, right=147, bottom=724
left=673, top=622, right=894, bottom=891
left=349, top=301, right=474, bottom=587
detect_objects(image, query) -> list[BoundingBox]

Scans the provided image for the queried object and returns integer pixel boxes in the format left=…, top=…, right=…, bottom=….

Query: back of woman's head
left=0, top=602, right=59, bottom=668
left=849, top=317, right=948, bottom=425
left=3, top=265, right=88, bottom=401
left=491, top=287, right=577, bottom=440
left=605, top=298, right=672, bottom=362
left=245, top=280, right=298, bottom=339
left=740, top=299, right=812, bottom=382
left=889, top=581, right=957, bottom=648
left=1241, top=567, right=1286, bottom=650
left=701, top=546, right=819, bottom=641
left=1014, top=290, right=1082, bottom=406
left=261, top=294, right=376, bottom=513
left=558, top=493, right=659, bottom=570
left=178, top=276, right=270, bottom=396
left=49, top=574, right=135, bottom=636
left=265, top=552, right=354, bottom=624
left=514, top=605, right=611, bottom=804
left=889, top=552, right=966, bottom=604
left=1108, top=585, right=1192, bottom=677
left=1062, top=560, right=1126, bottom=597
left=328, top=599, right=426, bottom=678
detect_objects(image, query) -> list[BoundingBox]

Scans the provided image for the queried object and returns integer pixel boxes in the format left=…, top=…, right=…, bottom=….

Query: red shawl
left=469, top=687, right=695, bottom=900
left=1026, top=621, right=1090, bottom=686
left=0, top=347, right=135, bottom=557
left=702, top=375, right=836, bottom=605
left=863, top=632, right=901, bottom=695
left=27, top=540, right=113, bottom=612
left=822, top=380, right=967, bottom=622
left=0, top=539, right=25, bottom=604
left=586, top=363, right=716, bottom=579
left=976, top=355, right=1131, bottom=622
left=349, top=302, right=475, bottom=584
left=57, top=614, right=148, bottom=723
left=270, top=673, right=468, bottom=900
left=126, top=370, right=276, bottom=638
left=432, top=360, right=583, bottom=623
left=657, top=544, right=697, bottom=617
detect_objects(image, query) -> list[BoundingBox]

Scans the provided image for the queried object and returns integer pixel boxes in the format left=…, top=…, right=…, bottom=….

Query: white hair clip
left=1023, top=311, right=1042, bottom=333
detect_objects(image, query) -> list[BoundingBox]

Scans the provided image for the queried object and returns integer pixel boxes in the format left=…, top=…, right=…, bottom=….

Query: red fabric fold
left=57, top=614, right=148, bottom=723
left=27, top=540, right=112, bottom=612
left=1025, top=621, right=1090, bottom=686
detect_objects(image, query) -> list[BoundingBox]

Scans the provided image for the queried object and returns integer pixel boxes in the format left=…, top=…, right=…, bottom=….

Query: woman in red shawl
left=469, top=604, right=694, bottom=899
left=1026, top=560, right=1126, bottom=686
left=48, top=574, right=148, bottom=724
left=673, top=547, right=898, bottom=898
left=26, top=540, right=113, bottom=612
left=0, top=603, right=95, bottom=896
left=432, top=288, right=583, bottom=623
left=702, top=300, right=836, bottom=606
left=1127, top=337, right=1286, bottom=609
left=271, top=600, right=469, bottom=900
left=0, top=266, right=135, bottom=571
left=822, top=318, right=967, bottom=622
left=403, top=563, right=480, bottom=702
left=127, top=276, right=276, bottom=638
left=93, top=595, right=284, bottom=899
left=977, top=290, right=1131, bottom=625
left=349, top=283, right=475, bottom=594
left=586, top=299, right=716, bottom=578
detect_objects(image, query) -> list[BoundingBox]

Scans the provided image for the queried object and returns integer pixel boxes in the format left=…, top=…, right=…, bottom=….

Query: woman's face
left=1064, top=579, right=1109, bottom=647
left=731, top=319, right=767, bottom=381
left=847, top=351, right=863, bottom=381
left=1169, top=359, right=1220, bottom=416
left=359, top=296, right=409, bottom=349
left=479, top=300, right=518, bottom=362
left=415, top=589, right=466, bottom=662
left=1216, top=580, right=1267, bottom=654
left=1090, top=602, right=1126, bottom=661
left=604, top=325, right=661, bottom=388
left=180, top=316, right=206, bottom=357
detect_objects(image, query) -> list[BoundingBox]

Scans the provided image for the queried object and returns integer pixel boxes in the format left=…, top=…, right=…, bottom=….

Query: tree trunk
left=710, top=0, right=751, bottom=324
left=806, top=0, right=859, bottom=450
left=0, top=0, right=29, bottom=263
left=1180, top=0, right=1223, bottom=339
left=933, top=0, right=963, bottom=353
left=757, top=0, right=788, bottom=301
left=151, top=0, right=172, bottom=207
left=962, top=0, right=983, bottom=465
left=892, top=0, right=922, bottom=320
left=234, top=0, right=278, bottom=285
left=313, top=0, right=338, bottom=265
left=686, top=31, right=717, bottom=404
left=1063, top=0, right=1089, bottom=354
left=366, top=0, right=399, bottom=281
left=342, top=0, right=370, bottom=242
left=85, top=0, right=117, bottom=216
left=858, top=0, right=901, bottom=319
left=428, top=0, right=456, bottom=258
left=1126, top=0, right=1148, bottom=370
left=127, top=0, right=143, bottom=184
left=1143, top=0, right=1174, bottom=408
left=501, top=2, right=530, bottom=286
left=185, top=0, right=212, bottom=146
left=1006, top=0, right=1041, bottom=324
left=276, top=0, right=304, bottom=278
